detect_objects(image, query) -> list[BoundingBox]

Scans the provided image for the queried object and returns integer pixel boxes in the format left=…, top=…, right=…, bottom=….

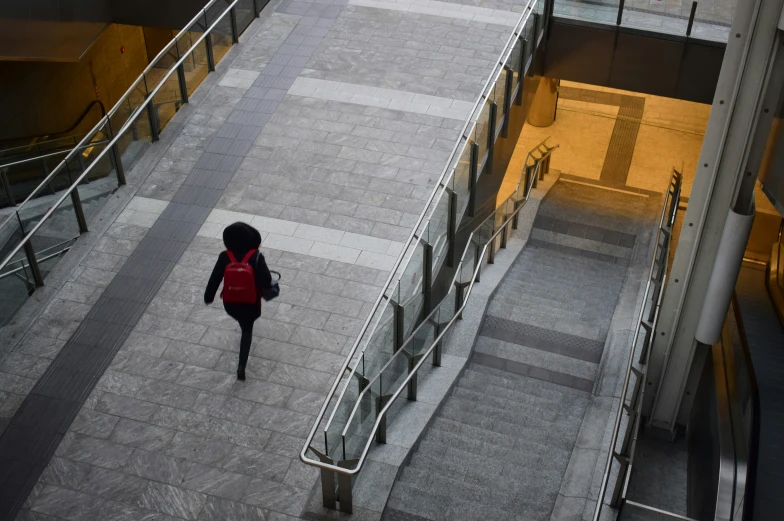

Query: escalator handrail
left=730, top=293, right=760, bottom=521
left=0, top=139, right=111, bottom=171
left=0, top=100, right=106, bottom=157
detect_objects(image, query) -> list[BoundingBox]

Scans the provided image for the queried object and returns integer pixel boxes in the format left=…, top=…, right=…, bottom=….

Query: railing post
left=474, top=242, right=482, bottom=283
left=488, top=225, right=496, bottom=265
left=392, top=300, right=404, bottom=352
left=502, top=67, right=514, bottom=138
left=204, top=13, right=216, bottom=71
left=65, top=164, right=89, bottom=233
left=16, top=214, right=44, bottom=287
left=447, top=189, right=457, bottom=268
left=468, top=142, right=478, bottom=217
left=41, top=159, right=55, bottom=195
left=501, top=221, right=508, bottom=249
left=337, top=460, right=355, bottom=513
left=407, top=353, right=424, bottom=401
left=177, top=63, right=189, bottom=105
left=422, top=240, right=433, bottom=314
left=105, top=119, right=126, bottom=186
left=454, top=281, right=469, bottom=320
left=253, top=0, right=260, bottom=16
left=310, top=448, right=337, bottom=510
left=512, top=199, right=523, bottom=229
left=530, top=164, right=538, bottom=189
left=432, top=319, right=442, bottom=367
left=1, top=170, right=15, bottom=206
left=487, top=103, right=497, bottom=174
left=616, top=0, right=626, bottom=26
left=518, top=36, right=527, bottom=104
left=230, top=6, right=240, bottom=44
left=147, top=96, right=161, bottom=142
left=376, top=395, right=388, bottom=443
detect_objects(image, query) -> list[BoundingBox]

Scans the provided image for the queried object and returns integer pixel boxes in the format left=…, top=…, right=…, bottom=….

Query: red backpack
left=221, top=250, right=258, bottom=304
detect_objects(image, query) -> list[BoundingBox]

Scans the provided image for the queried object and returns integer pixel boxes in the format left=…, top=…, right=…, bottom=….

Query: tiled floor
left=510, top=80, right=711, bottom=198
left=0, top=0, right=521, bottom=520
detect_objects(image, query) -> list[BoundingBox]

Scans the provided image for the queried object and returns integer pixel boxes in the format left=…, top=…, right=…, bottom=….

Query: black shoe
left=237, top=366, right=246, bottom=381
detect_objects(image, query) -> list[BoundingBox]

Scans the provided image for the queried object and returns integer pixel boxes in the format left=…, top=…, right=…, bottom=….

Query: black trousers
left=238, top=318, right=254, bottom=368
left=224, top=303, right=261, bottom=369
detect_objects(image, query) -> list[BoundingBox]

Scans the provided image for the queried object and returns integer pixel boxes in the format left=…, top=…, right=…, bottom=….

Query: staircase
left=382, top=180, right=652, bottom=521
left=384, top=364, right=589, bottom=521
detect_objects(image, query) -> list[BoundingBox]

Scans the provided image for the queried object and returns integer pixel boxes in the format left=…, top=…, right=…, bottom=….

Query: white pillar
left=645, top=0, right=784, bottom=431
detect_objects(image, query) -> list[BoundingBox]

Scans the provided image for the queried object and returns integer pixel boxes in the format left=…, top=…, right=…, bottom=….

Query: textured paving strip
left=0, top=5, right=348, bottom=519
left=0, top=0, right=516, bottom=519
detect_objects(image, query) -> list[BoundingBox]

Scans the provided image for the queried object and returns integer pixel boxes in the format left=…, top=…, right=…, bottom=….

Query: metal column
left=646, top=0, right=784, bottom=430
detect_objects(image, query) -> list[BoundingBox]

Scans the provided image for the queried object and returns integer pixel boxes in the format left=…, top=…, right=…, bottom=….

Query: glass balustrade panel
left=177, top=28, right=211, bottom=95
left=235, top=0, right=255, bottom=34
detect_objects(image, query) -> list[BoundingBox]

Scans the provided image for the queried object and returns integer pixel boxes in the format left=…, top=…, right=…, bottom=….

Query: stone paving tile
left=6, top=0, right=522, bottom=518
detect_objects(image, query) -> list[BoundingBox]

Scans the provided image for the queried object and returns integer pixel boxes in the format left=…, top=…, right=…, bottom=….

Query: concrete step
left=461, top=366, right=584, bottom=403
left=443, top=395, right=581, bottom=436
left=450, top=386, right=559, bottom=422
left=435, top=404, right=577, bottom=450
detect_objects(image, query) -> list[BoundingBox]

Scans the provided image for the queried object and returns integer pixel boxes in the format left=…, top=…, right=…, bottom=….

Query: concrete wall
left=111, top=0, right=205, bottom=30
left=544, top=18, right=726, bottom=104
left=0, top=24, right=149, bottom=142
left=0, top=0, right=113, bottom=23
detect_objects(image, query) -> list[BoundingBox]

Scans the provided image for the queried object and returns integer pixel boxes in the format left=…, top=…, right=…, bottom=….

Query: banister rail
left=592, top=169, right=683, bottom=520
left=300, top=2, right=548, bottom=496
left=300, top=136, right=556, bottom=512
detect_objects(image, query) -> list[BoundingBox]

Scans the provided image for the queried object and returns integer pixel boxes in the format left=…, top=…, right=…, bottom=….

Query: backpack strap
left=241, top=249, right=258, bottom=264
left=226, top=250, right=238, bottom=263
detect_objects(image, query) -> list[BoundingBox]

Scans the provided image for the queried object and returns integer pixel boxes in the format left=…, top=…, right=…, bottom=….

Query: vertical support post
left=407, top=354, right=424, bottom=401
left=41, top=158, right=55, bottom=195
left=16, top=214, right=44, bottom=287
left=474, top=243, right=482, bottom=283
left=512, top=199, right=523, bottom=229
left=64, top=164, right=89, bottom=233
left=502, top=67, right=514, bottom=138
left=488, top=225, right=496, bottom=265
left=177, top=63, right=189, bottom=104
left=468, top=143, right=479, bottom=217
left=321, top=469, right=336, bottom=509
left=616, top=0, right=626, bottom=25
left=422, top=240, right=433, bottom=314
left=539, top=161, right=545, bottom=181
left=447, top=189, right=457, bottom=268
left=1, top=170, right=15, bottom=206
left=376, top=395, right=388, bottom=443
left=517, top=36, right=527, bottom=105
left=392, top=300, right=404, bottom=352
left=336, top=460, right=355, bottom=514
left=71, top=190, right=89, bottom=234
left=432, top=319, right=442, bottom=367
left=487, top=103, right=497, bottom=174
left=105, top=119, right=126, bottom=186
left=530, top=13, right=540, bottom=62
left=147, top=97, right=161, bottom=142
left=686, top=1, right=698, bottom=36
left=204, top=13, right=216, bottom=71
left=530, top=164, right=538, bottom=189
left=230, top=7, right=239, bottom=44
left=253, top=0, right=260, bottom=16
left=501, top=221, right=508, bottom=249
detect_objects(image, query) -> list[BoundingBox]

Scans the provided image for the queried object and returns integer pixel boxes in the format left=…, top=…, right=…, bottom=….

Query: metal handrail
left=0, top=0, right=239, bottom=275
left=0, top=0, right=230, bottom=240
left=301, top=142, right=554, bottom=481
left=336, top=147, right=552, bottom=447
left=0, top=99, right=106, bottom=156
left=0, top=239, right=75, bottom=281
left=310, top=0, right=542, bottom=456
left=593, top=169, right=683, bottom=521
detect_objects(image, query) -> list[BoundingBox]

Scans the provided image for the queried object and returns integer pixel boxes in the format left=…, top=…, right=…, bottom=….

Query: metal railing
left=0, top=0, right=267, bottom=326
left=592, top=169, right=683, bottom=520
left=300, top=135, right=556, bottom=512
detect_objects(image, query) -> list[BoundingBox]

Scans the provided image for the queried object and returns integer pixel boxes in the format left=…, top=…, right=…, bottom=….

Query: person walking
left=204, top=222, right=272, bottom=381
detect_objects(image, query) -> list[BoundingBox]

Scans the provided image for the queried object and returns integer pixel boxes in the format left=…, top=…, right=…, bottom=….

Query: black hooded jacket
left=204, top=222, right=272, bottom=315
